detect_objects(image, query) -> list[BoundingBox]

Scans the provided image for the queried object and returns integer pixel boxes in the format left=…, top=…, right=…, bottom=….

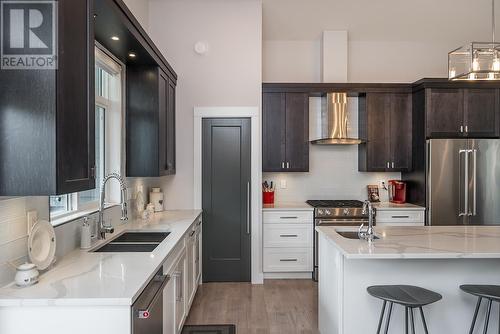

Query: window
left=49, top=47, right=123, bottom=220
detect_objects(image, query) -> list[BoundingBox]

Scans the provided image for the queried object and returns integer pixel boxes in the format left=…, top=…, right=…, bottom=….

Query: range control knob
left=317, top=209, right=324, bottom=216
left=324, top=209, right=332, bottom=215
left=343, top=208, right=350, bottom=216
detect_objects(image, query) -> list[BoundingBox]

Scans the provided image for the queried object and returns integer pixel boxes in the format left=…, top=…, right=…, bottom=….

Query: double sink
left=93, top=232, right=171, bottom=252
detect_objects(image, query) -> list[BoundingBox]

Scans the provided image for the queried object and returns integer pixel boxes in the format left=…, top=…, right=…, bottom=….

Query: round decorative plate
left=28, top=220, right=56, bottom=270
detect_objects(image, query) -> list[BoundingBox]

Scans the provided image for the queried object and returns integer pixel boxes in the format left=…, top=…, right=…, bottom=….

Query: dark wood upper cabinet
left=464, top=89, right=499, bottom=137
left=0, top=0, right=95, bottom=196
left=359, top=93, right=412, bottom=172
left=127, top=67, right=176, bottom=177
left=425, top=88, right=499, bottom=138
left=262, top=92, right=309, bottom=172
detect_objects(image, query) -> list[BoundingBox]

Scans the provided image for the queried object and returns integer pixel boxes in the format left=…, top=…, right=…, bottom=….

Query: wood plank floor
left=185, top=280, right=318, bottom=334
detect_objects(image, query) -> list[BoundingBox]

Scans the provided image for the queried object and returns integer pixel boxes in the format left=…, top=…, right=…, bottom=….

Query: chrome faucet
left=98, top=172, right=128, bottom=239
left=358, top=200, right=376, bottom=241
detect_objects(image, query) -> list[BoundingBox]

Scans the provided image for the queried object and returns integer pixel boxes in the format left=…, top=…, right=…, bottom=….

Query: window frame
left=49, top=45, right=124, bottom=223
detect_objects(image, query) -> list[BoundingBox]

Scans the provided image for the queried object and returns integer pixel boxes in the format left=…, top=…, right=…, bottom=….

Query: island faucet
left=98, top=172, right=128, bottom=239
left=359, top=200, right=376, bottom=241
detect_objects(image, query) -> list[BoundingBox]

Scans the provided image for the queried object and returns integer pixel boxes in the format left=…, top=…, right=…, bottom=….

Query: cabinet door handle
left=174, top=271, right=183, bottom=302
left=280, top=259, right=298, bottom=262
left=460, top=125, right=464, bottom=133
left=391, top=162, right=395, bottom=168
left=286, top=162, right=290, bottom=169
left=465, top=125, right=468, bottom=133
left=246, top=182, right=250, bottom=235
left=279, top=234, right=298, bottom=238
left=281, top=162, right=285, bottom=169
left=386, top=162, right=390, bottom=168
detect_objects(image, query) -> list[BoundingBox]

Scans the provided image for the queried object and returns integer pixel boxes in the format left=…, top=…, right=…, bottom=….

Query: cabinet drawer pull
left=189, top=230, right=195, bottom=237
left=279, top=234, right=298, bottom=238
left=280, top=216, right=298, bottom=219
left=391, top=215, right=410, bottom=219
left=279, top=259, right=298, bottom=262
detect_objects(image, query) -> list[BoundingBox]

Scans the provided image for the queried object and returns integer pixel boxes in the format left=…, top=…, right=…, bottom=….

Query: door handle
left=386, top=162, right=390, bottom=168
left=286, top=162, right=290, bottom=169
left=246, top=182, right=250, bottom=235
left=281, top=162, right=285, bottom=169
left=391, top=162, right=395, bottom=169
left=458, top=149, right=468, bottom=216
left=173, top=271, right=182, bottom=302
left=472, top=149, right=477, bottom=216
left=460, top=125, right=464, bottom=133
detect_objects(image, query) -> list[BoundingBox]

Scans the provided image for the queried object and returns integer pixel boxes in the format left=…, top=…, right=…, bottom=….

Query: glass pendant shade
left=449, top=42, right=500, bottom=80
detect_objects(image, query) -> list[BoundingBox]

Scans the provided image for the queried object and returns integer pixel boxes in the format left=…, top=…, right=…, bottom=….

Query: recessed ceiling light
left=128, top=52, right=136, bottom=58
left=111, top=36, right=120, bottom=41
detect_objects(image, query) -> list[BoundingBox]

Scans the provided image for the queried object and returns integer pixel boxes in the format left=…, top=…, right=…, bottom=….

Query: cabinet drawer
left=263, top=248, right=312, bottom=272
left=263, top=211, right=313, bottom=224
left=264, top=224, right=312, bottom=248
left=376, top=210, right=425, bottom=223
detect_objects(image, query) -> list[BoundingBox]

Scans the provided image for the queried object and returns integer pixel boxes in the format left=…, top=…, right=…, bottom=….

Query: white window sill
left=50, top=203, right=119, bottom=227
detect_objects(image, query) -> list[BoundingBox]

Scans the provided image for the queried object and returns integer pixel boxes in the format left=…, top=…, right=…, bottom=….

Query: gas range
left=307, top=200, right=369, bottom=281
left=306, top=200, right=367, bottom=220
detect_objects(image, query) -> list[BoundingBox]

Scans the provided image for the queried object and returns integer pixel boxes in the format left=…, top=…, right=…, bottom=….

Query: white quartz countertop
left=316, top=225, right=500, bottom=259
left=262, top=201, right=313, bottom=211
left=372, top=202, right=425, bottom=211
left=0, top=210, right=202, bottom=307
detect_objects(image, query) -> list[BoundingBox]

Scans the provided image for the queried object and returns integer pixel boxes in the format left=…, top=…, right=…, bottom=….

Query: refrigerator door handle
left=472, top=149, right=477, bottom=216
left=458, top=149, right=468, bottom=217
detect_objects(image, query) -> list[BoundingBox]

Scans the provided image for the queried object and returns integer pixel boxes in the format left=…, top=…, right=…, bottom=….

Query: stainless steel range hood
left=310, top=92, right=363, bottom=145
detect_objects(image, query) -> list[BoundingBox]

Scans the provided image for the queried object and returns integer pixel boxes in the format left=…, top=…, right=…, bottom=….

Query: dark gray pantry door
left=202, top=118, right=251, bottom=282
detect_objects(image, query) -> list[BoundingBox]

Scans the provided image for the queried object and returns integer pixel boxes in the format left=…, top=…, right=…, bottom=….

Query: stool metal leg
left=469, top=297, right=483, bottom=334
left=405, top=307, right=409, bottom=334
left=384, top=302, right=393, bottom=334
left=419, top=307, right=429, bottom=334
left=484, top=299, right=492, bottom=334
left=409, top=307, right=416, bottom=334
left=376, top=301, right=386, bottom=334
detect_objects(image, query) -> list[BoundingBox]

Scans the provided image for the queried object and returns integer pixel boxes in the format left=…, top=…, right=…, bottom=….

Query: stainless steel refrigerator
left=427, top=139, right=500, bottom=225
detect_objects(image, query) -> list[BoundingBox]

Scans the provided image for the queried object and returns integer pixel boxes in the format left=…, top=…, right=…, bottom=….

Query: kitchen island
left=317, top=226, right=500, bottom=334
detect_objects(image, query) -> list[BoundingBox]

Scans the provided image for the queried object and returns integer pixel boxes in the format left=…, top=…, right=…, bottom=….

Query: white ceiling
left=263, top=0, right=497, bottom=43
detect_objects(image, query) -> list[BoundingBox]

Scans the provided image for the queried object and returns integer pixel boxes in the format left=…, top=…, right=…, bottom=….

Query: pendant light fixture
left=449, top=0, right=500, bottom=80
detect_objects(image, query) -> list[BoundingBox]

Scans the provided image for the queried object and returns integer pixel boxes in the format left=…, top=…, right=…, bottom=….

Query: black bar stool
left=367, top=285, right=442, bottom=334
left=460, top=285, right=500, bottom=333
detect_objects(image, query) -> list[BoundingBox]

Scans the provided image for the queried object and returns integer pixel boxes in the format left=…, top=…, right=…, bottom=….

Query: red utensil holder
left=263, top=191, right=275, bottom=204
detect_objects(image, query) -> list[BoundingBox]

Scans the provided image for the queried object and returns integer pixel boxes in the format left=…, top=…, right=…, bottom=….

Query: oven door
left=313, top=219, right=369, bottom=281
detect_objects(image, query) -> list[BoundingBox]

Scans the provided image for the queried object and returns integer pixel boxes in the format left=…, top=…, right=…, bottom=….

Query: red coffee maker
left=388, top=180, right=406, bottom=204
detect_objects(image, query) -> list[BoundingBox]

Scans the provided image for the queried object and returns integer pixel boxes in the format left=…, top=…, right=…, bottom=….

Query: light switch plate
left=26, top=210, right=38, bottom=235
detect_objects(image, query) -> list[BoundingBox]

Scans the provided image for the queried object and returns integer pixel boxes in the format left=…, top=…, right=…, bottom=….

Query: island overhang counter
left=317, top=226, right=500, bottom=334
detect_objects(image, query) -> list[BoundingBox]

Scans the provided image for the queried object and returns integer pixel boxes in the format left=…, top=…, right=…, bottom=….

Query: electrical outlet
left=280, top=179, right=287, bottom=189
left=26, top=210, right=38, bottom=235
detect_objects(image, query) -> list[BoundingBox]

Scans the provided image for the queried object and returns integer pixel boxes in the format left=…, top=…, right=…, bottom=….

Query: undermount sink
left=112, top=232, right=170, bottom=243
left=92, top=231, right=171, bottom=253
left=337, top=231, right=380, bottom=240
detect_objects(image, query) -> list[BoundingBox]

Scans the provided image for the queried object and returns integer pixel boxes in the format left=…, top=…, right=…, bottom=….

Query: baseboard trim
left=263, top=272, right=313, bottom=279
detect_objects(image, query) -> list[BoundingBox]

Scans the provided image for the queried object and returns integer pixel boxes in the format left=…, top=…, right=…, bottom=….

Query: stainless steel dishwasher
left=132, top=269, right=170, bottom=334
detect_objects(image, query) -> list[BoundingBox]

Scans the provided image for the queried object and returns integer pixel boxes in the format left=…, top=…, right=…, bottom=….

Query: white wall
left=122, top=0, right=150, bottom=32
left=148, top=0, right=262, bottom=209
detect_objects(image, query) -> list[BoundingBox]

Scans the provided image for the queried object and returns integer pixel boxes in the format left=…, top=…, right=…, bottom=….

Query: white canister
left=15, top=263, right=39, bottom=287
left=149, top=188, right=164, bottom=212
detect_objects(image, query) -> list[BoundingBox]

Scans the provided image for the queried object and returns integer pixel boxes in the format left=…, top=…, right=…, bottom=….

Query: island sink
left=336, top=230, right=380, bottom=240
